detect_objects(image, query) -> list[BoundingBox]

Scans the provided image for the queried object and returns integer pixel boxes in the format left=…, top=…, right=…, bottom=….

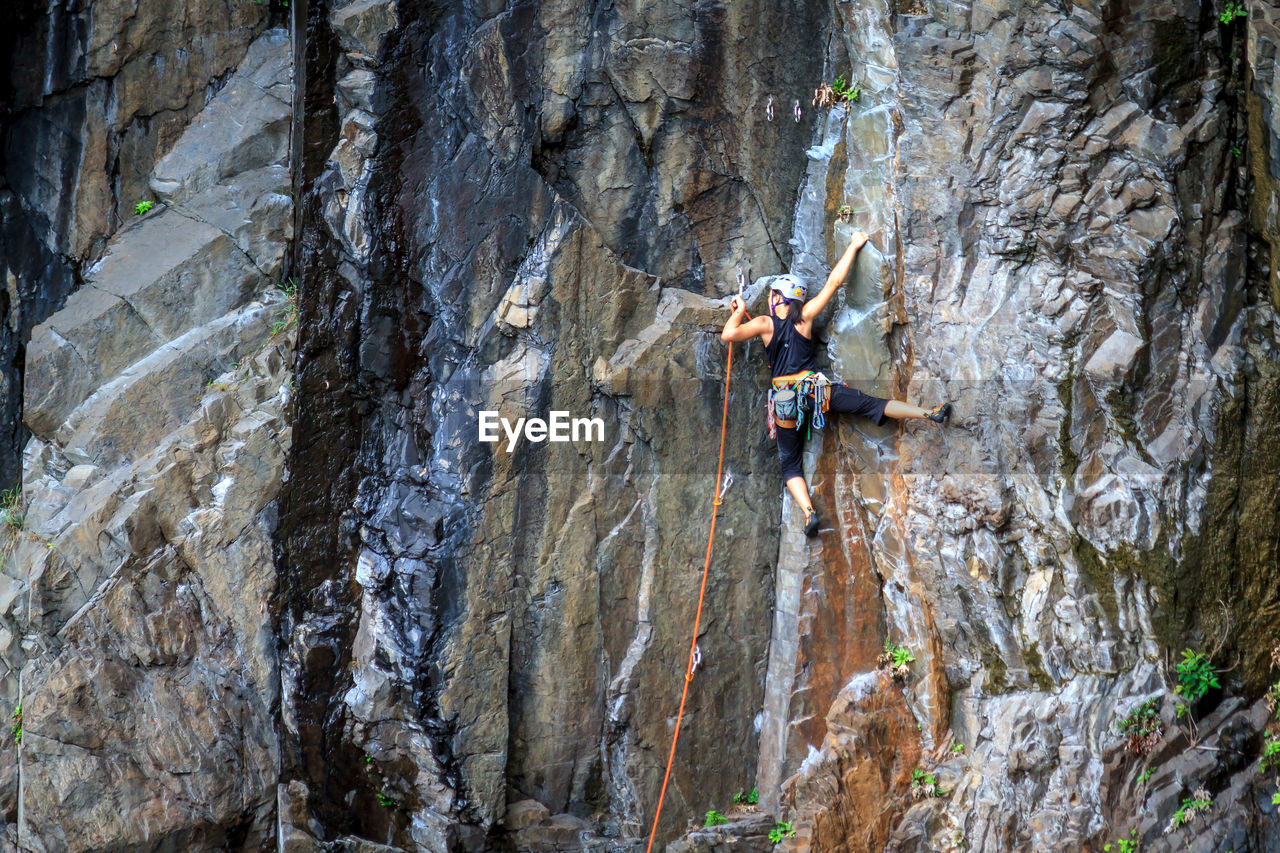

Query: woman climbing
left=720, top=229, right=951, bottom=537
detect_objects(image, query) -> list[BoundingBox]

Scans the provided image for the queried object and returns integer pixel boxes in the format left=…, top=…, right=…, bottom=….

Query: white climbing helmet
left=769, top=274, right=806, bottom=302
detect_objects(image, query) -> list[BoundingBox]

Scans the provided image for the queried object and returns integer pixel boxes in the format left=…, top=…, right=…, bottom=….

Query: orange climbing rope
left=644, top=322, right=740, bottom=853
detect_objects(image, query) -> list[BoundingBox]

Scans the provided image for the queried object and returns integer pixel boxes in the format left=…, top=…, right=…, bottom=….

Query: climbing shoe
left=804, top=509, right=820, bottom=537
left=927, top=402, right=952, bottom=424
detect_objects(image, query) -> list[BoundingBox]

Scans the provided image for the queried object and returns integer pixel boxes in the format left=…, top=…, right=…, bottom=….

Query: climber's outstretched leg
left=776, top=386, right=951, bottom=538
left=885, top=399, right=952, bottom=422
left=827, top=383, right=951, bottom=425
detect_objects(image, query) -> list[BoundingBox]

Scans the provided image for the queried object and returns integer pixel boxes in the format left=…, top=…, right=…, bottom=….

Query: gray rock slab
left=179, top=164, right=294, bottom=277
left=150, top=31, right=293, bottom=205
left=53, top=302, right=277, bottom=468
left=88, top=207, right=264, bottom=343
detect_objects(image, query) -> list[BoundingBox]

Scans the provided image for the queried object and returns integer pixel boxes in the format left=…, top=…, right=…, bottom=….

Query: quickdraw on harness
left=766, top=370, right=832, bottom=439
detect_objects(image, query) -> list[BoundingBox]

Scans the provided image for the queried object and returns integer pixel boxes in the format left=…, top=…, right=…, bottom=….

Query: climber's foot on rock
left=804, top=508, right=820, bottom=537
left=927, top=402, right=952, bottom=424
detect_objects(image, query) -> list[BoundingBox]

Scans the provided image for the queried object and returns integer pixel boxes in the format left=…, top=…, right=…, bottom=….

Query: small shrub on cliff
left=732, top=787, right=759, bottom=806
left=9, top=703, right=20, bottom=744
left=878, top=638, right=915, bottom=681
left=812, top=75, right=861, bottom=109
left=703, top=809, right=728, bottom=828
left=133, top=200, right=153, bottom=216
left=910, top=767, right=947, bottom=798
left=1117, top=697, right=1163, bottom=754
left=1102, top=827, right=1139, bottom=852
left=1260, top=734, right=1280, bottom=775
left=271, top=278, right=300, bottom=336
left=832, top=75, right=861, bottom=102
left=0, top=486, right=23, bottom=531
left=1220, top=2, right=1246, bottom=23
left=768, top=821, right=795, bottom=843
left=1173, top=649, right=1219, bottom=718
left=1166, top=789, right=1213, bottom=834
left=376, top=793, right=396, bottom=808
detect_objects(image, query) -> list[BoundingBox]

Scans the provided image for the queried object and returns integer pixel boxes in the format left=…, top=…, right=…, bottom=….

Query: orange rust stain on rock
left=784, top=671, right=923, bottom=853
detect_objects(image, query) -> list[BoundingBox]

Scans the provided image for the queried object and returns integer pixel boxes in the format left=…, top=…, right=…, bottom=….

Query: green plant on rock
left=271, top=277, right=300, bottom=336
left=1117, top=697, right=1163, bottom=754
left=704, top=809, right=728, bottom=828
left=1103, top=827, right=1139, bottom=852
left=9, top=703, right=20, bottom=744
left=376, top=793, right=396, bottom=808
left=0, top=486, right=23, bottom=532
left=831, top=74, right=861, bottom=102
left=1138, top=766, right=1153, bottom=784
left=1220, top=2, right=1246, bottom=23
left=1167, top=790, right=1213, bottom=833
left=1260, top=734, right=1280, bottom=774
left=732, top=787, right=759, bottom=806
left=1265, top=676, right=1280, bottom=718
left=768, top=821, right=795, bottom=844
left=951, top=742, right=966, bottom=754
left=134, top=200, right=153, bottom=216
left=1272, top=791, right=1280, bottom=806
left=813, top=75, right=861, bottom=109
left=910, top=767, right=946, bottom=798
left=1173, top=649, right=1219, bottom=718
left=878, top=638, right=916, bottom=681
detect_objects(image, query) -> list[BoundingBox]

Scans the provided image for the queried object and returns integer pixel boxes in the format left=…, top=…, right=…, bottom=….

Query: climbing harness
left=644, top=318, right=737, bottom=853
left=794, top=372, right=833, bottom=434
left=766, top=371, right=831, bottom=439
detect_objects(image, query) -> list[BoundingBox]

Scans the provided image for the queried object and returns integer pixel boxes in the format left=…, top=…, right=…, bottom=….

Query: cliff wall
left=1, top=1, right=1279, bottom=852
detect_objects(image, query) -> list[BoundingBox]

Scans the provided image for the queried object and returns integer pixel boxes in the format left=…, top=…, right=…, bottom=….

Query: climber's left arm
left=802, top=230, right=869, bottom=322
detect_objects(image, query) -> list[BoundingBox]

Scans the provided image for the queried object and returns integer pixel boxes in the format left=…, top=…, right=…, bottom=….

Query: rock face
left=0, top=0, right=270, bottom=487
left=276, top=0, right=1280, bottom=850
left=0, top=28, right=294, bottom=852
left=278, top=0, right=823, bottom=849
left=758, top=1, right=1280, bottom=851
left=1, top=0, right=1280, bottom=851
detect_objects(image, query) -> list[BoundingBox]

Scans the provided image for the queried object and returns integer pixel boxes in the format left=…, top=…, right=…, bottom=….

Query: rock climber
left=720, top=229, right=951, bottom=537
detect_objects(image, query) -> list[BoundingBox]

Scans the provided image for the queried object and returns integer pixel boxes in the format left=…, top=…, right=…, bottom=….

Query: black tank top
left=765, top=316, right=817, bottom=378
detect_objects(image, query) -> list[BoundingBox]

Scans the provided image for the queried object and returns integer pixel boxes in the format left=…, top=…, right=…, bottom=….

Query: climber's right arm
left=721, top=301, right=771, bottom=342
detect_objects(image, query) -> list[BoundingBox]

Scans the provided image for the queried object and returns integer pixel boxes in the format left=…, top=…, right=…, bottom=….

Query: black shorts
left=776, top=382, right=889, bottom=481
